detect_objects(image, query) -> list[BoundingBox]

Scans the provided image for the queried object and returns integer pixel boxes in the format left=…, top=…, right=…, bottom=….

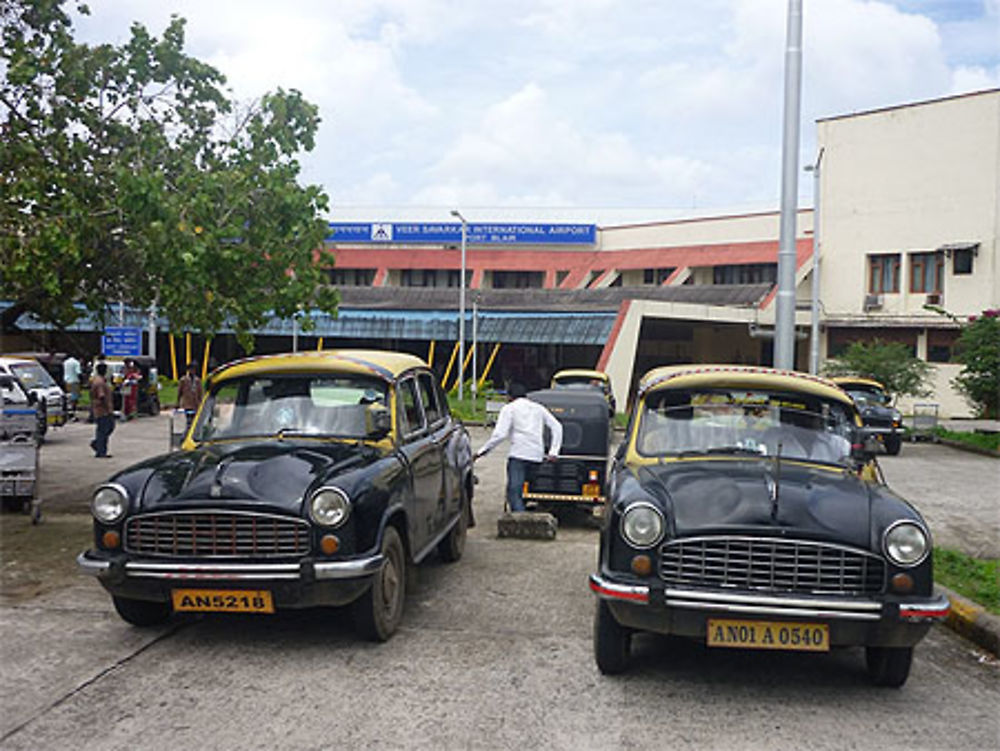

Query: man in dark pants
left=473, top=382, right=563, bottom=512
left=89, top=362, right=115, bottom=458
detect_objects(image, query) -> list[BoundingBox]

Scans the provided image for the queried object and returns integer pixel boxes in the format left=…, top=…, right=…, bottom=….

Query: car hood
left=859, top=404, right=897, bottom=419
left=636, top=459, right=872, bottom=548
left=132, top=441, right=375, bottom=513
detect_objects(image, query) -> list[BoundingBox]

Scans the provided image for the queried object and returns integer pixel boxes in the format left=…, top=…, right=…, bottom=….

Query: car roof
left=210, top=350, right=429, bottom=383
left=529, top=387, right=612, bottom=408
left=0, top=356, right=40, bottom=366
left=830, top=376, right=885, bottom=389
left=639, top=364, right=854, bottom=406
left=552, top=369, right=610, bottom=383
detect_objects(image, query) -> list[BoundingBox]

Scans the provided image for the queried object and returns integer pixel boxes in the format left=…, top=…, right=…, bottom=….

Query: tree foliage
left=1, top=0, right=337, bottom=350
left=952, top=310, right=1000, bottom=419
left=823, top=339, right=934, bottom=399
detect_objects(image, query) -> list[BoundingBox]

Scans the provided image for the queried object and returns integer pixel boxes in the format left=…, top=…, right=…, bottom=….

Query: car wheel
left=112, top=596, right=171, bottom=627
left=884, top=435, right=902, bottom=455
left=353, top=525, right=406, bottom=642
left=594, top=600, right=631, bottom=675
left=865, top=645, right=913, bottom=687
left=437, top=487, right=469, bottom=563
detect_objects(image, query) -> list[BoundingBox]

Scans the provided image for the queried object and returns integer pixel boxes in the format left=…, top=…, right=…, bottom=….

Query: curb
left=935, top=583, right=1000, bottom=656
left=935, top=438, right=1000, bottom=459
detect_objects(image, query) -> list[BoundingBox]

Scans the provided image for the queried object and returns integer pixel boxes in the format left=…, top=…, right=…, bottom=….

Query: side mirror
left=851, top=427, right=878, bottom=464
left=365, top=404, right=392, bottom=440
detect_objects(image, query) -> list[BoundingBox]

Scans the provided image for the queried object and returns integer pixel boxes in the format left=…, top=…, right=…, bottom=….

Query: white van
left=0, top=356, right=68, bottom=438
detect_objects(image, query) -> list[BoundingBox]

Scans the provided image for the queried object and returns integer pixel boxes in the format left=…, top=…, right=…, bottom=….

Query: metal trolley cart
left=1, top=435, right=42, bottom=523
left=910, top=403, right=939, bottom=442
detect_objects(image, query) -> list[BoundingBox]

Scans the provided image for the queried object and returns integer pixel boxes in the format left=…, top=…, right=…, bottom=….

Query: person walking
left=89, top=361, right=115, bottom=458
left=177, top=361, right=203, bottom=431
left=122, top=359, right=141, bottom=420
left=473, top=382, right=563, bottom=513
left=62, top=353, right=81, bottom=418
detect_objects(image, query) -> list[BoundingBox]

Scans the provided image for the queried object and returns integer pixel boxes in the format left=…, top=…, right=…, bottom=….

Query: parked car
left=78, top=350, right=475, bottom=641
left=551, top=368, right=616, bottom=416
left=0, top=356, right=68, bottom=438
left=522, top=388, right=611, bottom=510
left=831, top=377, right=904, bottom=455
left=590, top=364, right=948, bottom=687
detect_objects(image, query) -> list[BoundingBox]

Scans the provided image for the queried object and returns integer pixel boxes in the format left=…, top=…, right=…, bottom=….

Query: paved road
left=1, top=422, right=997, bottom=749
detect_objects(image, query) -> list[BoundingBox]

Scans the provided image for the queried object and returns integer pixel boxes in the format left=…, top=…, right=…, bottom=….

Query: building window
left=953, top=248, right=974, bottom=275
left=713, top=263, right=777, bottom=285
left=555, top=270, right=569, bottom=287
left=910, top=251, right=943, bottom=293
left=329, top=268, right=376, bottom=286
left=643, top=267, right=675, bottom=285
left=491, top=270, right=543, bottom=289
left=868, top=254, right=900, bottom=293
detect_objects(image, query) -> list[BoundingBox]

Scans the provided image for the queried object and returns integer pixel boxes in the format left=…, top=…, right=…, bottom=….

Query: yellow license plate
left=171, top=589, right=275, bottom=614
left=707, top=618, right=829, bottom=652
left=582, top=483, right=601, bottom=497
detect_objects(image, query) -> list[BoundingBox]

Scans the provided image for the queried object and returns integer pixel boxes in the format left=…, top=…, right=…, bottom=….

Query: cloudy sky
left=72, top=0, right=999, bottom=224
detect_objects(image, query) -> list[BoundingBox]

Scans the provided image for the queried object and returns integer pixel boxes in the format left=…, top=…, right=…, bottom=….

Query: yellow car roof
left=210, top=350, right=428, bottom=383
left=830, top=376, right=886, bottom=390
left=552, top=369, right=610, bottom=383
left=639, top=364, right=854, bottom=406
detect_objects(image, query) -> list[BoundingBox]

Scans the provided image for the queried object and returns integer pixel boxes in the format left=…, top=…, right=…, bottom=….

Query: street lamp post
left=451, top=210, right=468, bottom=400
left=805, top=148, right=824, bottom=375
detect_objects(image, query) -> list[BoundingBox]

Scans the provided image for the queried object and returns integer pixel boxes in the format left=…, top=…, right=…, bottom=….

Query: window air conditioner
left=863, top=294, right=883, bottom=310
left=925, top=292, right=942, bottom=305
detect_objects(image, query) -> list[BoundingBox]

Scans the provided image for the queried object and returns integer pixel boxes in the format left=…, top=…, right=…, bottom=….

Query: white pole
left=452, top=210, right=468, bottom=400
left=775, top=0, right=803, bottom=370
left=472, top=297, right=478, bottom=400
left=148, top=298, right=157, bottom=362
left=807, top=148, right=824, bottom=374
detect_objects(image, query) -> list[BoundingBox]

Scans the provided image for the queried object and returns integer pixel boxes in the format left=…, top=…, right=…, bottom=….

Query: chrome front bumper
left=77, top=551, right=385, bottom=582
left=589, top=573, right=950, bottom=623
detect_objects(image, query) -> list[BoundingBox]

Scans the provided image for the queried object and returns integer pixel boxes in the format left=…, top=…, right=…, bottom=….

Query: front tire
left=884, top=434, right=902, bottom=455
left=353, top=526, right=406, bottom=642
left=113, top=596, right=171, bottom=627
left=594, top=600, right=631, bottom=674
left=866, top=645, right=913, bottom=687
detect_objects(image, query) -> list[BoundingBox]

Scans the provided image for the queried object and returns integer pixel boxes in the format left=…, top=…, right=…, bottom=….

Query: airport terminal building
left=4, top=89, right=998, bottom=416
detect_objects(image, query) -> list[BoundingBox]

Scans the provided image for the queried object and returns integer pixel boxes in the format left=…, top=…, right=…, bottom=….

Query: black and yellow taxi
left=590, top=365, right=948, bottom=687
left=78, top=350, right=474, bottom=641
left=832, top=377, right=904, bottom=455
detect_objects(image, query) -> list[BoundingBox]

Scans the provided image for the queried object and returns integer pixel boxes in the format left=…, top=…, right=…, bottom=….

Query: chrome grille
left=125, top=510, right=311, bottom=558
left=660, top=536, right=885, bottom=596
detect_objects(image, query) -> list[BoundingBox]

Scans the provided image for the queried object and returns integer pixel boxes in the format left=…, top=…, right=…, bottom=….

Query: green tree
left=823, top=339, right=934, bottom=398
left=1, top=1, right=337, bottom=350
left=952, top=310, right=1000, bottom=419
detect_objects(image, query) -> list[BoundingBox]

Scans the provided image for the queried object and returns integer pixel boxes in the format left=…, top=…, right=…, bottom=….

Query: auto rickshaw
left=108, top=356, right=161, bottom=416
left=550, top=368, right=616, bottom=416
left=523, top=388, right=611, bottom=510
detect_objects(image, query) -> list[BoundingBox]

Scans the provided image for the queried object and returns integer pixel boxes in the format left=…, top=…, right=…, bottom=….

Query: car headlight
left=91, top=484, right=128, bottom=524
left=309, top=487, right=351, bottom=528
left=620, top=502, right=665, bottom=548
left=884, top=521, right=929, bottom=566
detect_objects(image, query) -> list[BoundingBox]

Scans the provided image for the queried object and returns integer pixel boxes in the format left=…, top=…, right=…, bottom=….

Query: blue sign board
left=102, top=326, right=143, bottom=357
left=327, top=222, right=596, bottom=246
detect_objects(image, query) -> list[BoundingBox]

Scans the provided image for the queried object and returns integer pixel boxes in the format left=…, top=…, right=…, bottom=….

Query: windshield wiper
left=676, top=445, right=767, bottom=458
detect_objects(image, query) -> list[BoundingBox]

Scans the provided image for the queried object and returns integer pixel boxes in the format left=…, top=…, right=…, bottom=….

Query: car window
left=637, top=388, right=854, bottom=465
left=193, top=374, right=388, bottom=441
left=417, top=372, right=442, bottom=426
left=397, top=378, right=426, bottom=437
left=10, top=361, right=56, bottom=389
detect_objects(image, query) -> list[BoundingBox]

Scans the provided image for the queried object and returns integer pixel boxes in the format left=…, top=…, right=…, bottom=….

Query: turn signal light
left=320, top=534, right=340, bottom=555
left=102, top=530, right=121, bottom=549
left=589, top=470, right=599, bottom=481
left=891, top=573, right=914, bottom=593
left=631, top=555, right=652, bottom=576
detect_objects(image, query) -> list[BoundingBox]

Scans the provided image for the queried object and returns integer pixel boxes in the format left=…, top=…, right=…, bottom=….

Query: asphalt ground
left=0, top=415, right=997, bottom=749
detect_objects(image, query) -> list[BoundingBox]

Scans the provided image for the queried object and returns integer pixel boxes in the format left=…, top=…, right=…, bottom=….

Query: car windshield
left=845, top=386, right=889, bottom=406
left=636, top=388, right=855, bottom=466
left=192, top=373, right=389, bottom=442
left=10, top=361, right=56, bottom=389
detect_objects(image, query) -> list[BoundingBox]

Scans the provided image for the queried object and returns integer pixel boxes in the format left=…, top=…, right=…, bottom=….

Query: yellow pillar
left=185, top=333, right=191, bottom=365
left=427, top=340, right=436, bottom=367
left=317, top=337, right=324, bottom=351
left=202, top=339, right=211, bottom=381
left=441, top=341, right=460, bottom=390
left=169, top=335, right=178, bottom=381
left=479, top=343, right=501, bottom=389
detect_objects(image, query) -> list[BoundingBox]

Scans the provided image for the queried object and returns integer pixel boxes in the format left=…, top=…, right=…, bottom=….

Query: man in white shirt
left=63, top=354, right=81, bottom=417
left=474, top=383, right=563, bottom=512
